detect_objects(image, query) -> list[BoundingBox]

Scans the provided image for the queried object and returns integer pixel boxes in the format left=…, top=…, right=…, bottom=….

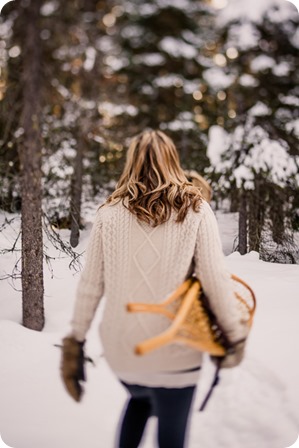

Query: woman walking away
left=61, top=130, right=248, bottom=448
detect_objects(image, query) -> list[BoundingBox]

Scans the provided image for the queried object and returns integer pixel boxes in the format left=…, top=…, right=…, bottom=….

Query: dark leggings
left=118, top=382, right=196, bottom=448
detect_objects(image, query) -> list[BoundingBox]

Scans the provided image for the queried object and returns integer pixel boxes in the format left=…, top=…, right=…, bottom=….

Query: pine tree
left=104, top=0, right=219, bottom=169
left=207, top=0, right=299, bottom=261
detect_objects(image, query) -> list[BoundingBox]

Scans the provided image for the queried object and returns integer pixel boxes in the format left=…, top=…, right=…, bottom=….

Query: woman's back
left=71, top=198, right=246, bottom=387
left=99, top=200, right=202, bottom=376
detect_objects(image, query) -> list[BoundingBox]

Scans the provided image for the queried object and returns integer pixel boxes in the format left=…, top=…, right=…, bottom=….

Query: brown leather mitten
left=61, top=336, right=86, bottom=402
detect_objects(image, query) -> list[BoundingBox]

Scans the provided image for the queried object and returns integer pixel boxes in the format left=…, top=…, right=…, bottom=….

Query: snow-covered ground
left=0, top=209, right=299, bottom=448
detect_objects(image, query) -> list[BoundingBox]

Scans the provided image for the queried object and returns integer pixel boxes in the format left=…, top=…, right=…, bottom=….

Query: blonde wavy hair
left=106, top=130, right=203, bottom=226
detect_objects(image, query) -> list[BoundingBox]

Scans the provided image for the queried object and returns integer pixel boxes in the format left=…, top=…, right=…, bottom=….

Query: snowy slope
left=0, top=210, right=299, bottom=448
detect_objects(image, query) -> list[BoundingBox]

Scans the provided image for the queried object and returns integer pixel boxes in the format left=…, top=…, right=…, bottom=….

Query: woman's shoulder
left=198, top=199, right=213, bottom=214
left=187, top=199, right=211, bottom=220
left=95, top=199, right=128, bottom=222
left=180, top=200, right=215, bottom=234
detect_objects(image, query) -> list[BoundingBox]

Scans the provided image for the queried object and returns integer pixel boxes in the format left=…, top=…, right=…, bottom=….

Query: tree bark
left=18, top=0, right=44, bottom=330
left=70, top=132, right=84, bottom=248
left=248, top=181, right=263, bottom=253
left=230, top=186, right=239, bottom=213
left=238, top=188, right=247, bottom=255
left=270, top=186, right=285, bottom=245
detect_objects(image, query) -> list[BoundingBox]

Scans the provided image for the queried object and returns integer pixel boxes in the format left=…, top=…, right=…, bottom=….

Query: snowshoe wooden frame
left=126, top=274, right=256, bottom=357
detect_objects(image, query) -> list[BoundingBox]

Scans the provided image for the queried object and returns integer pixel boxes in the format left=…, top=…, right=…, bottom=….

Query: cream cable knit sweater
left=69, top=200, right=247, bottom=388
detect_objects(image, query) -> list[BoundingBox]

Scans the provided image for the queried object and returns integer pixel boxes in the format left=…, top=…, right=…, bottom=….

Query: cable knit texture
left=69, top=200, right=248, bottom=387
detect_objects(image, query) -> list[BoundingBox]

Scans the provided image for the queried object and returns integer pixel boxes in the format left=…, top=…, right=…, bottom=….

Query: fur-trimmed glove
left=211, top=340, right=246, bottom=369
left=61, top=336, right=86, bottom=402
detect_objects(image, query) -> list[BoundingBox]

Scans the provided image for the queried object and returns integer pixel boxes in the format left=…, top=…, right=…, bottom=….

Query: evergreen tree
left=207, top=0, right=299, bottom=261
left=104, top=0, right=219, bottom=169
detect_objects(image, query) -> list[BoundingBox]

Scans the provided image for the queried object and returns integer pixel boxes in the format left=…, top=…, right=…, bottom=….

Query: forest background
left=0, top=0, right=298, bottom=329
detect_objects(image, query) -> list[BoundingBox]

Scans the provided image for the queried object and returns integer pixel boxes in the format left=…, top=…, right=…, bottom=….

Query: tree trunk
left=248, top=181, right=263, bottom=253
left=230, top=186, right=239, bottom=213
left=238, top=188, right=247, bottom=255
left=70, top=132, right=84, bottom=248
left=270, top=186, right=285, bottom=244
left=18, top=0, right=44, bottom=331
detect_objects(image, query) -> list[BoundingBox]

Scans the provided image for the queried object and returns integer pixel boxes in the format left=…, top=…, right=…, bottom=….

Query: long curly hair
left=105, top=130, right=203, bottom=226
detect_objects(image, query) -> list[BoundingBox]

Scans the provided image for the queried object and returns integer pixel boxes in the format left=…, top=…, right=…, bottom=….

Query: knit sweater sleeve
left=194, top=201, right=248, bottom=344
left=69, top=210, right=104, bottom=342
